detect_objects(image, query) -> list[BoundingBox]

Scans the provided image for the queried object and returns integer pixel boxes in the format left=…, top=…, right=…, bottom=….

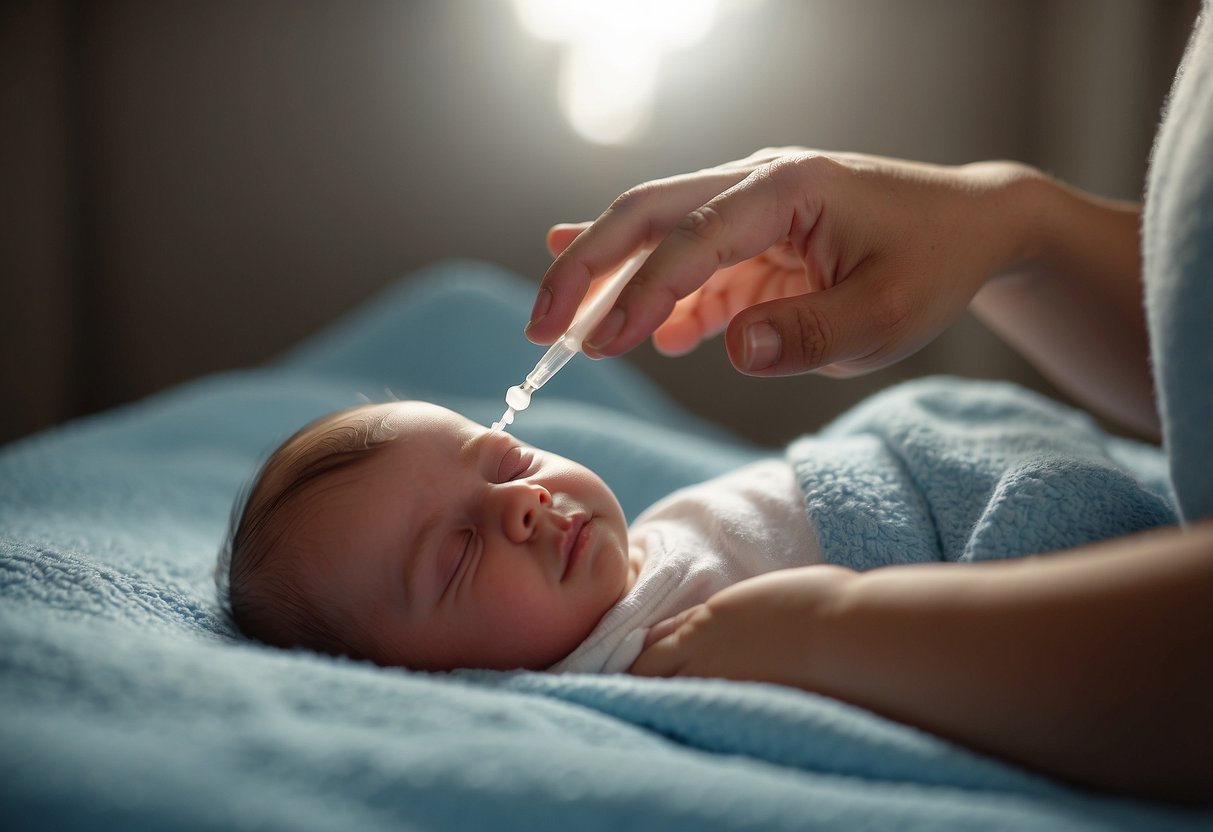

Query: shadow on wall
left=1, top=0, right=1198, bottom=447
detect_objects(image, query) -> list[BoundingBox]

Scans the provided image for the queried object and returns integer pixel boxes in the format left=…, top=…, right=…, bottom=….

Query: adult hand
left=628, top=565, right=856, bottom=686
left=528, top=149, right=1041, bottom=377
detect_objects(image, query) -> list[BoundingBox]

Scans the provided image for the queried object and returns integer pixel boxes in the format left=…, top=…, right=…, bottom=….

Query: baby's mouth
left=559, top=514, right=591, bottom=581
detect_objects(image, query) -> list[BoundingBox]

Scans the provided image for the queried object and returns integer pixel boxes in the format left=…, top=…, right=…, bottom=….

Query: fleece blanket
left=2, top=262, right=1209, bottom=831
left=789, top=377, right=1177, bottom=570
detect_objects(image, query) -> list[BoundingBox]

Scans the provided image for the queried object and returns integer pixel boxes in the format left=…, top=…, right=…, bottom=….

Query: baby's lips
left=557, top=513, right=586, bottom=559
left=561, top=518, right=594, bottom=583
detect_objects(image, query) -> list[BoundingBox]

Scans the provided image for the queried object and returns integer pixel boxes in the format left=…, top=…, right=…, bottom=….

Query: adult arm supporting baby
left=630, top=520, right=1213, bottom=805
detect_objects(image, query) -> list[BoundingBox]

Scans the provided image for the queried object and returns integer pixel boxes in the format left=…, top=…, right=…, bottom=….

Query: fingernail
left=526, top=288, right=552, bottom=331
left=743, top=321, right=781, bottom=371
left=584, top=308, right=625, bottom=352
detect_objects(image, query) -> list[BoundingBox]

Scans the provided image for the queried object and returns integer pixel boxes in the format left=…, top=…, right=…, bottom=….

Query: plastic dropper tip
left=505, top=385, right=532, bottom=412
left=491, top=406, right=516, bottom=432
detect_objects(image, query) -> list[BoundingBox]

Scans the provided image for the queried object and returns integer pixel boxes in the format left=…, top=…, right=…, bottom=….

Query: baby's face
left=297, top=402, right=636, bottom=670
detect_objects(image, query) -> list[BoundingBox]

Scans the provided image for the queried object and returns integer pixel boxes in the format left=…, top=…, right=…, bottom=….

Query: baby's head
left=218, top=401, right=635, bottom=670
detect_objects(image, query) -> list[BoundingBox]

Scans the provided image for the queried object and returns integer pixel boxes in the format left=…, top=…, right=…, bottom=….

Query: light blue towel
left=788, top=378, right=1176, bottom=569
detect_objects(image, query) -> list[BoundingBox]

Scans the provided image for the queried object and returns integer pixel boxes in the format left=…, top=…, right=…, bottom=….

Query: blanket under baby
left=2, top=263, right=1208, bottom=831
left=788, top=377, right=1177, bottom=569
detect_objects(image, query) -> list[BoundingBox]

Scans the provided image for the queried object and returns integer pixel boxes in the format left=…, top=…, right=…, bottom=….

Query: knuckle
left=678, top=604, right=713, bottom=639
left=609, top=181, right=663, bottom=215
left=762, top=154, right=803, bottom=178
left=789, top=302, right=833, bottom=369
left=674, top=204, right=728, bottom=250
left=674, top=204, right=734, bottom=265
left=777, top=151, right=841, bottom=185
left=754, top=155, right=825, bottom=225
left=607, top=182, right=676, bottom=248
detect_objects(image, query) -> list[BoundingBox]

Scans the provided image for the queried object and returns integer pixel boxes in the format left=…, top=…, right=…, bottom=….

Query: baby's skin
left=241, top=402, right=642, bottom=670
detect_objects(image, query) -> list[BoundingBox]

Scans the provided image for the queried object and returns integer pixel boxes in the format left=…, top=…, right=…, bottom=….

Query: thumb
left=724, top=267, right=910, bottom=376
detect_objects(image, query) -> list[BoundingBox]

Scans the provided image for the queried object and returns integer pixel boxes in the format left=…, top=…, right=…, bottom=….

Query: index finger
left=582, top=162, right=812, bottom=357
left=526, top=170, right=751, bottom=345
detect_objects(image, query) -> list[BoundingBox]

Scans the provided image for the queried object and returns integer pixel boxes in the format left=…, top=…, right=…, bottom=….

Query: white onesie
left=550, top=458, right=823, bottom=674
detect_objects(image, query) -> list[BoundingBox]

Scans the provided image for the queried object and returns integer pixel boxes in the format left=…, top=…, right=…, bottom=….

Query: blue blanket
left=789, top=377, right=1176, bottom=570
left=2, top=262, right=1208, bottom=831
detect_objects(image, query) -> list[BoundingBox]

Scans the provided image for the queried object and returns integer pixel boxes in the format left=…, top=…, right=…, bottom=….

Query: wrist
left=971, top=163, right=1143, bottom=286
left=960, top=161, right=1056, bottom=280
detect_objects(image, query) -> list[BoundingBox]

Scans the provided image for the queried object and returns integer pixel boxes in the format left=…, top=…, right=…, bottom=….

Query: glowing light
left=559, top=41, right=659, bottom=145
left=512, top=0, right=720, bottom=145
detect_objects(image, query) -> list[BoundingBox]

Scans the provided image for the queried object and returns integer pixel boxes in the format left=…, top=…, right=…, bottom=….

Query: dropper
left=491, top=250, right=649, bottom=431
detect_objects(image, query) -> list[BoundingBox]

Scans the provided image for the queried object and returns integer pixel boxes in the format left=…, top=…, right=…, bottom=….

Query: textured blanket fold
left=788, top=378, right=1176, bottom=570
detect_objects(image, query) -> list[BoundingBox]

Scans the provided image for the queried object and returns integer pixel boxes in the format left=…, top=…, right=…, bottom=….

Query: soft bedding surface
left=788, top=377, right=1176, bottom=570
left=2, top=261, right=1208, bottom=830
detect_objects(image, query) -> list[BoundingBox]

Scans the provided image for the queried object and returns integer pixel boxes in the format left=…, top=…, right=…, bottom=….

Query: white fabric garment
left=550, top=458, right=824, bottom=674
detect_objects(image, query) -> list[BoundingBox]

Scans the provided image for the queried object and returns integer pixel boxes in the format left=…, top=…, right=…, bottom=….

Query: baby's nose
left=497, top=482, right=552, bottom=543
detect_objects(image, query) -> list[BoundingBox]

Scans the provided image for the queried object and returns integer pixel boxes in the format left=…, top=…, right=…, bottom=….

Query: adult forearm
left=810, top=522, right=1213, bottom=803
left=970, top=171, right=1156, bottom=437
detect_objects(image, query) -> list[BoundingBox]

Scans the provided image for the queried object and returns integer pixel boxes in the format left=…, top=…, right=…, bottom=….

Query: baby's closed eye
left=497, top=446, right=533, bottom=481
left=441, top=530, right=478, bottom=599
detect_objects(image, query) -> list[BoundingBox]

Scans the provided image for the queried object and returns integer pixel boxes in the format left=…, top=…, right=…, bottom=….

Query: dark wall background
left=2, top=0, right=1198, bottom=448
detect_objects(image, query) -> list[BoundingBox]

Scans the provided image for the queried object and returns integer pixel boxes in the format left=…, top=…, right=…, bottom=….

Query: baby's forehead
left=367, top=402, right=486, bottom=465
left=320, top=401, right=467, bottom=443
left=265, top=402, right=468, bottom=493
left=381, top=401, right=479, bottom=441
left=270, top=401, right=478, bottom=529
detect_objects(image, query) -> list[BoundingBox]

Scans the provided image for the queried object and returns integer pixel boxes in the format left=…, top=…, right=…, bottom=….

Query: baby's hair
left=216, top=404, right=400, bottom=659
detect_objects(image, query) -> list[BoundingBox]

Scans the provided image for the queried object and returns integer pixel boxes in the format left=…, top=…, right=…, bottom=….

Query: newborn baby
left=218, top=401, right=821, bottom=672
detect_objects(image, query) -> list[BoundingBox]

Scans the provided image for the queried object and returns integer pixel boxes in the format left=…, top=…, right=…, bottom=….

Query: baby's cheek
left=598, top=541, right=632, bottom=604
